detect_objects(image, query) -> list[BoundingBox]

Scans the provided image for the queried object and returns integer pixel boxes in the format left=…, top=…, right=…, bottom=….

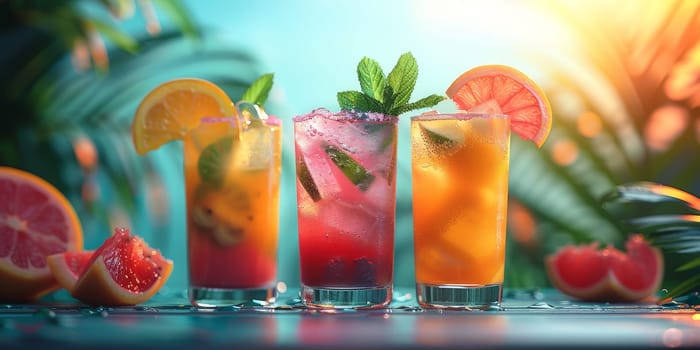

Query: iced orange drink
left=184, top=108, right=281, bottom=307
left=411, top=113, right=510, bottom=308
left=412, top=64, right=553, bottom=309
left=131, top=76, right=281, bottom=308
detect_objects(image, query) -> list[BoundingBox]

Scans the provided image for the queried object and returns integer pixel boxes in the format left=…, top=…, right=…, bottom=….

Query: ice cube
left=295, top=122, right=341, bottom=199
left=320, top=199, right=384, bottom=244
left=232, top=124, right=273, bottom=170
left=364, top=176, right=394, bottom=213
left=306, top=109, right=395, bottom=165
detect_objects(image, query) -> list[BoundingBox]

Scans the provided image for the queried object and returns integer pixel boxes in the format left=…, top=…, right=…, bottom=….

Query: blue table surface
left=1, top=288, right=699, bottom=349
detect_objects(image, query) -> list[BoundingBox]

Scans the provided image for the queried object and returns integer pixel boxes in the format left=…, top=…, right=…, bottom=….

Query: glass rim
left=293, top=108, right=398, bottom=124
left=410, top=112, right=508, bottom=121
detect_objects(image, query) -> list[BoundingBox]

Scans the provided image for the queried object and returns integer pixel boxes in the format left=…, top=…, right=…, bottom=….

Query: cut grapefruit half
left=0, top=166, right=83, bottom=302
left=71, top=228, right=173, bottom=306
left=545, top=234, right=663, bottom=302
left=47, top=250, right=94, bottom=293
left=132, top=78, right=238, bottom=155
left=446, top=65, right=553, bottom=147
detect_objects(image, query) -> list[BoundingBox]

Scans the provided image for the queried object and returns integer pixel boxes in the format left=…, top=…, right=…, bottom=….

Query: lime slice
left=198, top=136, right=233, bottom=187
left=324, top=144, right=375, bottom=191
left=296, top=155, right=321, bottom=202
left=419, top=121, right=464, bottom=147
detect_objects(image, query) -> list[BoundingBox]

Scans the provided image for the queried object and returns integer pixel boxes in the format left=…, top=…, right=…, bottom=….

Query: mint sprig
left=337, top=52, right=445, bottom=116
left=241, top=73, right=274, bottom=106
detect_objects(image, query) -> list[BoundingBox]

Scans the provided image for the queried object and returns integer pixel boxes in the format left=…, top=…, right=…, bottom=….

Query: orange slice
left=446, top=65, right=552, bottom=147
left=0, top=166, right=83, bottom=302
left=132, top=78, right=237, bottom=155
left=47, top=250, right=94, bottom=293
left=72, top=228, right=173, bottom=306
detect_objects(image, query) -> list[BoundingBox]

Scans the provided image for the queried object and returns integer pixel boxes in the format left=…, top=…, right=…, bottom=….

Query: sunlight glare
left=412, top=0, right=576, bottom=66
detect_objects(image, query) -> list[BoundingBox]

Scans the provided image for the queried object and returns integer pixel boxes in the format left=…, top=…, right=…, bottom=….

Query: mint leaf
left=198, top=136, right=233, bottom=187
left=382, top=85, right=395, bottom=112
left=357, top=57, right=385, bottom=101
left=391, top=94, right=446, bottom=116
left=337, top=91, right=383, bottom=112
left=386, top=52, right=418, bottom=109
left=337, top=52, right=443, bottom=116
left=241, top=73, right=274, bottom=105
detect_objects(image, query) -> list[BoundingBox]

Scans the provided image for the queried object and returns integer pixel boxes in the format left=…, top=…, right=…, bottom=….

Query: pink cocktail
left=294, top=108, right=397, bottom=309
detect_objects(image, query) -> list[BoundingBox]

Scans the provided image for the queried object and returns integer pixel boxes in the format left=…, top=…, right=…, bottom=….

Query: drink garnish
left=198, top=136, right=233, bottom=187
left=419, top=120, right=464, bottom=147
left=337, top=52, right=445, bottom=116
left=446, top=65, right=552, bottom=147
left=330, top=53, right=439, bottom=191
left=240, top=73, right=274, bottom=106
left=324, top=144, right=375, bottom=191
left=195, top=74, right=275, bottom=186
left=296, top=155, right=322, bottom=202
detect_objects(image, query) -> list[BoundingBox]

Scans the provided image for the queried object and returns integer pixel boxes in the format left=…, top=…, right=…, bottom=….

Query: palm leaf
left=0, top=1, right=266, bottom=263
left=600, top=183, right=700, bottom=298
left=504, top=1, right=700, bottom=301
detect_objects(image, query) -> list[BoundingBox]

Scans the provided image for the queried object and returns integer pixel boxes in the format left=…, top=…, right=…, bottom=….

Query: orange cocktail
left=184, top=107, right=281, bottom=308
left=411, top=112, right=510, bottom=309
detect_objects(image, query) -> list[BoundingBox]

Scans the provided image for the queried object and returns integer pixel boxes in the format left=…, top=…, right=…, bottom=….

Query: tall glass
left=411, top=112, right=510, bottom=309
left=294, top=108, right=397, bottom=309
left=185, top=105, right=281, bottom=308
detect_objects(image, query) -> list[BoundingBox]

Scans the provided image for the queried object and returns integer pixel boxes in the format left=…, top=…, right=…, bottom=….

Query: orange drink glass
left=185, top=103, right=281, bottom=307
left=411, top=112, right=510, bottom=309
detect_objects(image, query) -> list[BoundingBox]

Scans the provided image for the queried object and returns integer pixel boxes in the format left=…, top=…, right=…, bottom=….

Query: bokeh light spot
left=508, top=200, right=537, bottom=248
left=577, top=111, right=603, bottom=138
left=644, top=104, right=689, bottom=152
left=551, top=139, right=579, bottom=166
left=662, top=327, right=683, bottom=348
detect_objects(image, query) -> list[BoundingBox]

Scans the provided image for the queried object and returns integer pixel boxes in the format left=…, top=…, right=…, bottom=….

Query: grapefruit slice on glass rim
left=446, top=64, right=553, bottom=147
left=545, top=234, right=664, bottom=302
left=71, top=228, right=173, bottom=306
left=0, top=166, right=83, bottom=302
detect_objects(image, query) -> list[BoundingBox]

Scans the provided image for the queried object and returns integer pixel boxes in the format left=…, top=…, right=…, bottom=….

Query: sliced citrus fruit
left=71, top=228, right=173, bottom=306
left=446, top=65, right=552, bottom=147
left=47, top=250, right=94, bottom=293
left=545, top=234, right=663, bottom=302
left=132, top=78, right=237, bottom=155
left=0, top=166, right=83, bottom=302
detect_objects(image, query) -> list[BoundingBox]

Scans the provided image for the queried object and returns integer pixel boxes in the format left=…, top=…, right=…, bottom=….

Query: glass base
left=189, top=286, right=276, bottom=308
left=301, top=285, right=392, bottom=309
left=416, top=283, right=502, bottom=310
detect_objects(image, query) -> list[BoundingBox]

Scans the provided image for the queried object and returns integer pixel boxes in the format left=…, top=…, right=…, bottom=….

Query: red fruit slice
left=446, top=65, right=553, bottom=147
left=47, top=251, right=94, bottom=293
left=72, top=228, right=173, bottom=306
left=0, top=166, right=83, bottom=302
left=545, top=234, right=664, bottom=302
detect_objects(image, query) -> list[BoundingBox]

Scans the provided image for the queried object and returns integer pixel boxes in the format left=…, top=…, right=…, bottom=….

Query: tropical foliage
left=504, top=0, right=700, bottom=300
left=0, top=0, right=263, bottom=255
